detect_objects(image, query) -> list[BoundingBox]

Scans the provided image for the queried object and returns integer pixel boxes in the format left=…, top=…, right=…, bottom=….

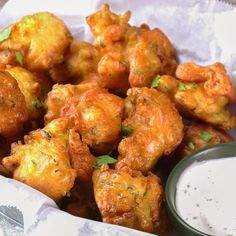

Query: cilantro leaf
left=35, top=99, right=44, bottom=109
left=188, top=142, right=195, bottom=150
left=135, top=69, right=145, bottom=74
left=199, top=131, right=213, bottom=142
left=178, top=82, right=186, bottom=91
left=92, top=155, right=117, bottom=168
left=150, top=75, right=161, bottom=88
left=0, top=27, right=12, bottom=43
left=15, top=51, right=23, bottom=65
left=121, top=125, right=134, bottom=136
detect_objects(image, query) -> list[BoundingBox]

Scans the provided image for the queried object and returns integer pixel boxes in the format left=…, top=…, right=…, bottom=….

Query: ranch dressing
left=176, top=157, right=236, bottom=236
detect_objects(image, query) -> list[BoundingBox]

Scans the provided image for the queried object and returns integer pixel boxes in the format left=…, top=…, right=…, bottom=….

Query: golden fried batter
left=2, top=118, right=76, bottom=201
left=86, top=4, right=177, bottom=91
left=5, top=67, right=50, bottom=120
left=93, top=165, right=163, bottom=233
left=156, top=74, right=236, bottom=129
left=50, top=41, right=101, bottom=84
left=62, top=87, right=124, bottom=154
left=0, top=12, right=72, bottom=71
left=176, top=122, right=234, bottom=158
left=116, top=88, right=184, bottom=173
left=44, top=82, right=98, bottom=124
left=0, top=71, right=28, bottom=138
left=176, top=62, right=236, bottom=103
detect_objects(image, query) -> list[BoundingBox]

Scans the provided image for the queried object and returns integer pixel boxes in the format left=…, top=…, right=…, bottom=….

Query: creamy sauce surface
left=176, top=157, right=236, bottom=236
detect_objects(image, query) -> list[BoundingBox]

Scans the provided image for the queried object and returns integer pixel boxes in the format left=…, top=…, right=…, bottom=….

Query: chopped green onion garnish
left=121, top=125, right=134, bottom=136
left=35, top=99, right=44, bottom=109
left=135, top=69, right=145, bottom=74
left=199, top=131, right=213, bottom=142
left=178, top=82, right=186, bottom=91
left=191, top=82, right=197, bottom=89
left=150, top=75, right=161, bottom=88
left=188, top=142, right=195, bottom=150
left=15, top=51, right=23, bottom=65
left=0, top=27, right=12, bottom=43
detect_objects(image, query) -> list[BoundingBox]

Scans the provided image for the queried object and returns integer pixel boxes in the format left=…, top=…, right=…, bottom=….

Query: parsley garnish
left=92, top=155, right=117, bottom=168
left=199, top=131, right=213, bottom=142
left=0, top=27, right=11, bottom=43
left=191, top=82, right=197, bottom=89
left=135, top=69, right=145, bottom=74
left=121, top=125, right=134, bottom=136
left=35, top=99, right=44, bottom=109
left=188, top=142, right=195, bottom=150
left=150, top=75, right=161, bottom=88
left=15, top=51, right=23, bottom=65
left=178, top=82, right=186, bottom=91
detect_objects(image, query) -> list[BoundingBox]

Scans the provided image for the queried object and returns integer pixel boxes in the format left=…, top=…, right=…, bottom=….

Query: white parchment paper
left=0, top=0, right=235, bottom=235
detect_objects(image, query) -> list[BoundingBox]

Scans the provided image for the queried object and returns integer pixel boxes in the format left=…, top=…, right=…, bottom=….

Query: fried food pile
left=0, top=4, right=235, bottom=234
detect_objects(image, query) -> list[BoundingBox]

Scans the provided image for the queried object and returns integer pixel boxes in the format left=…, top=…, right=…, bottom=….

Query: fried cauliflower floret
left=62, top=87, right=124, bottom=154
left=86, top=4, right=177, bottom=91
left=50, top=41, right=101, bottom=84
left=0, top=12, right=72, bottom=71
left=5, top=67, right=50, bottom=120
left=176, top=122, right=234, bottom=158
left=93, top=165, right=163, bottom=233
left=156, top=74, right=236, bottom=129
left=2, top=118, right=76, bottom=201
left=116, top=88, right=184, bottom=173
left=0, top=71, right=28, bottom=138
left=44, top=82, right=98, bottom=124
left=176, top=62, right=236, bottom=103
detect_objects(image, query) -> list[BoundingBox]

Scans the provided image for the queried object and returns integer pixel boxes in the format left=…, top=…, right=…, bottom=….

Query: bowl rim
left=165, top=142, right=236, bottom=236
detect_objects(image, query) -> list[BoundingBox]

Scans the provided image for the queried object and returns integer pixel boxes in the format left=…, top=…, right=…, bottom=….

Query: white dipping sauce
left=176, top=157, right=236, bottom=236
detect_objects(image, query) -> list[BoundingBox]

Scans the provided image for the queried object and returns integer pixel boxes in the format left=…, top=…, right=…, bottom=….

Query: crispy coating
left=86, top=4, right=177, bottom=91
left=156, top=75, right=236, bottom=129
left=177, top=122, right=234, bottom=158
left=5, top=67, right=50, bottom=120
left=50, top=41, right=101, bottom=84
left=68, top=128, right=95, bottom=183
left=62, top=87, right=124, bottom=154
left=2, top=118, right=76, bottom=201
left=93, top=166, right=163, bottom=233
left=0, top=12, right=72, bottom=71
left=0, top=71, right=28, bottom=138
left=44, top=82, right=98, bottom=124
left=176, top=62, right=236, bottom=103
left=116, top=88, right=184, bottom=173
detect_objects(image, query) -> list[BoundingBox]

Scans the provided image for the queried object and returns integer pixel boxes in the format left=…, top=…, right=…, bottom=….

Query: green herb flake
left=150, top=75, right=161, bottom=88
left=135, top=69, right=145, bottom=74
left=42, top=130, right=51, bottom=139
left=178, top=82, right=186, bottom=91
left=41, top=88, right=50, bottom=96
left=121, top=125, right=134, bottom=136
left=199, top=131, right=213, bottom=142
left=15, top=51, right=23, bottom=65
left=188, top=142, right=195, bottom=150
left=191, top=82, right=197, bottom=89
left=35, top=99, right=44, bottom=109
left=92, top=155, right=117, bottom=169
left=0, top=27, right=12, bottom=43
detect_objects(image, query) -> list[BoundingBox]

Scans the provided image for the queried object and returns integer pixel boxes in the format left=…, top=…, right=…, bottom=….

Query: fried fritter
left=44, top=82, right=98, bottom=124
left=156, top=74, right=236, bottom=129
left=93, top=165, right=163, bottom=233
left=176, top=122, right=234, bottom=158
left=176, top=62, right=236, bottom=103
left=0, top=12, right=72, bottom=71
left=2, top=118, right=76, bottom=201
left=0, top=71, right=28, bottom=138
left=62, top=87, right=124, bottom=154
left=86, top=4, right=177, bottom=91
left=5, top=67, right=50, bottom=121
left=50, top=41, right=101, bottom=84
left=116, top=87, right=184, bottom=173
